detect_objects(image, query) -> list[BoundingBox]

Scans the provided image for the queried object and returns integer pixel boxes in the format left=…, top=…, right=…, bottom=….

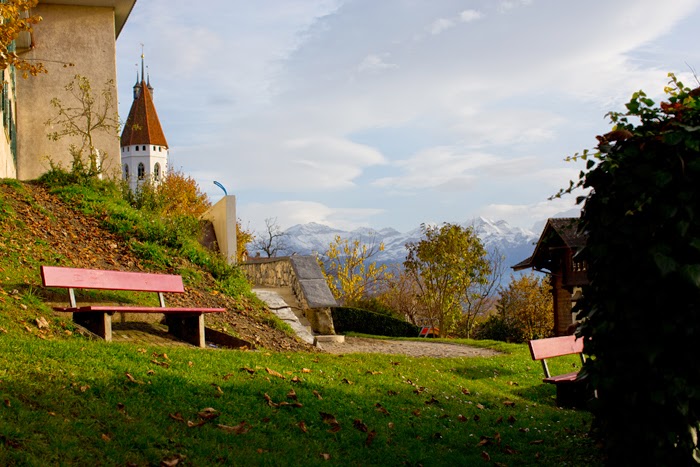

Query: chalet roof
left=120, top=81, right=168, bottom=148
left=512, top=217, right=585, bottom=272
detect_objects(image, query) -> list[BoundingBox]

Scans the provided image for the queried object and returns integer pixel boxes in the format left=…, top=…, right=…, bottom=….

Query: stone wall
left=241, top=256, right=337, bottom=334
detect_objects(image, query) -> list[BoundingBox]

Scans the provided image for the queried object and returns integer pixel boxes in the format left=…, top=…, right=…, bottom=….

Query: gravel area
left=317, top=336, right=500, bottom=358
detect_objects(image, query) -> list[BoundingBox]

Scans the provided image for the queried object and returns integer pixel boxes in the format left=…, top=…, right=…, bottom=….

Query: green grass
left=0, top=177, right=601, bottom=464
left=0, top=334, right=600, bottom=466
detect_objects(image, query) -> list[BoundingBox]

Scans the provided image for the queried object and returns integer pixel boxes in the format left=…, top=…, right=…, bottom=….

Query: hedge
left=331, top=307, right=420, bottom=337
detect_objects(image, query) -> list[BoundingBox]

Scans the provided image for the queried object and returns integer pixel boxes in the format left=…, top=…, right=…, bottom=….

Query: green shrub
left=561, top=74, right=700, bottom=464
left=473, top=314, right=520, bottom=342
left=331, top=306, right=420, bottom=337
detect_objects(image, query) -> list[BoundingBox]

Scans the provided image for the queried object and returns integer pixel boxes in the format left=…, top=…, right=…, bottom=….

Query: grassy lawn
left=0, top=334, right=599, bottom=466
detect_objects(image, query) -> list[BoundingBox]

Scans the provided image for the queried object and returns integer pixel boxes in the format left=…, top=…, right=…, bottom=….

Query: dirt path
left=317, top=336, right=500, bottom=358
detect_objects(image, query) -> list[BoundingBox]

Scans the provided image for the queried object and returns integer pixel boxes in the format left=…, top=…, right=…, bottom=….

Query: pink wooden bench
left=41, top=266, right=225, bottom=348
left=528, top=335, right=589, bottom=407
left=418, top=326, right=438, bottom=337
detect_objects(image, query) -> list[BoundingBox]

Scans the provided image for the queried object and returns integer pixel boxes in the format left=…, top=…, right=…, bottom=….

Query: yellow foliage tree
left=236, top=219, right=253, bottom=263
left=135, top=169, right=210, bottom=218
left=497, top=273, right=553, bottom=341
left=319, top=235, right=389, bottom=306
left=0, top=0, right=46, bottom=77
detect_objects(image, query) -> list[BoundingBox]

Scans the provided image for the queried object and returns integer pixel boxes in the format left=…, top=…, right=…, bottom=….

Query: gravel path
left=317, top=336, right=500, bottom=358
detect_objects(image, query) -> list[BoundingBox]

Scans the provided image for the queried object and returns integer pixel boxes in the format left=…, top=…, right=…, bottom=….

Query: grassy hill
left=0, top=177, right=601, bottom=465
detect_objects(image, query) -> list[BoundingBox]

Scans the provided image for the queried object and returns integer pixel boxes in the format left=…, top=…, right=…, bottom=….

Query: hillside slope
left=0, top=180, right=313, bottom=352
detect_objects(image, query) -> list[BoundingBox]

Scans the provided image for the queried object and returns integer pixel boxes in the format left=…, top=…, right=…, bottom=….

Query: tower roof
left=120, top=80, right=168, bottom=148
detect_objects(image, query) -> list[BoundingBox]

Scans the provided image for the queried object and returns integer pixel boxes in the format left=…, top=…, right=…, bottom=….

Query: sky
left=115, top=0, right=700, bottom=234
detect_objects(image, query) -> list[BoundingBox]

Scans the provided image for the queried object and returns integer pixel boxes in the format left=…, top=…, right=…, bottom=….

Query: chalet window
left=137, top=163, right=145, bottom=180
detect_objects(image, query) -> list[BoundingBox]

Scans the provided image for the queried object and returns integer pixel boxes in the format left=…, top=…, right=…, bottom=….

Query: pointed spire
left=140, top=43, right=145, bottom=85
left=133, top=63, right=140, bottom=100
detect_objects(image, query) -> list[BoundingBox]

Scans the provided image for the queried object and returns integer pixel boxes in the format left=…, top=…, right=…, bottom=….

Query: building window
left=135, top=145, right=139, bottom=151
left=142, top=145, right=146, bottom=151
left=153, top=162, right=161, bottom=181
left=138, top=163, right=145, bottom=180
left=153, top=145, right=156, bottom=151
left=123, top=164, right=129, bottom=180
left=158, top=147, right=162, bottom=152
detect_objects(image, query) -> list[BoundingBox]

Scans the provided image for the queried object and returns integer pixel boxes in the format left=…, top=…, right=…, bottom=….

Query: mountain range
left=253, top=217, right=543, bottom=276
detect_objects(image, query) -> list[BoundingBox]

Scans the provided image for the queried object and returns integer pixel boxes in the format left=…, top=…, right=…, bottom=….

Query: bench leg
left=74, top=312, right=112, bottom=342
left=165, top=313, right=205, bottom=348
left=555, top=382, right=592, bottom=408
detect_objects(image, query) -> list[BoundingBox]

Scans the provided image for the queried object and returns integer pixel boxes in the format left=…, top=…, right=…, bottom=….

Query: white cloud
left=459, top=9, right=483, bottom=22
left=478, top=197, right=582, bottom=231
left=357, top=53, right=398, bottom=73
left=427, top=18, right=454, bottom=35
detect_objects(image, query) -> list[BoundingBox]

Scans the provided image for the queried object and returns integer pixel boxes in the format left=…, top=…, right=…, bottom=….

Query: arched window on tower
left=138, top=163, right=145, bottom=180
left=154, top=163, right=161, bottom=181
left=123, top=164, right=129, bottom=180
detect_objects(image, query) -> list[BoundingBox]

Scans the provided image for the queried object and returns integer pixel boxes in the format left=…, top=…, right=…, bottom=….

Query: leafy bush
left=473, top=314, right=520, bottom=343
left=352, top=297, right=398, bottom=318
left=561, top=74, right=700, bottom=464
left=331, top=306, right=420, bottom=337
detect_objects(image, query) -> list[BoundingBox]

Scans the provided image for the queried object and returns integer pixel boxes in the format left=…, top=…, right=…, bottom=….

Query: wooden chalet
left=513, top=218, right=588, bottom=335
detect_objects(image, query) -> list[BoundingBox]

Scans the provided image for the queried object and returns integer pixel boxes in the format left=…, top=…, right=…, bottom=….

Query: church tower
left=120, top=53, right=168, bottom=192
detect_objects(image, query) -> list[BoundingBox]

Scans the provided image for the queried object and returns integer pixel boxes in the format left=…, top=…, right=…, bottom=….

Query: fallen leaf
left=457, top=414, right=468, bottom=422
left=503, top=400, right=515, bottom=407
left=481, top=451, right=491, bottom=462
left=366, top=371, right=382, bottom=375
left=320, top=412, right=339, bottom=425
left=125, top=373, right=143, bottom=384
left=327, top=424, right=342, bottom=433
left=169, top=413, right=185, bottom=422
left=223, top=373, right=235, bottom=380
left=388, top=422, right=395, bottom=429
left=198, top=408, right=219, bottom=420
left=476, top=403, right=485, bottom=410
left=101, top=433, right=111, bottom=442
left=313, top=390, right=323, bottom=400
left=266, top=368, right=285, bottom=379
left=353, top=419, right=368, bottom=432
left=508, top=415, right=517, bottom=424
left=241, top=367, right=255, bottom=374
left=529, top=439, right=544, bottom=445
left=342, top=378, right=353, bottom=385
left=387, top=390, right=397, bottom=396
left=412, top=409, right=421, bottom=417
left=461, top=388, right=471, bottom=395
left=503, top=445, right=519, bottom=455
left=425, top=396, right=439, bottom=405
left=263, top=393, right=278, bottom=408
left=365, top=430, right=377, bottom=446
left=301, top=368, right=312, bottom=373
left=298, top=421, right=308, bottom=433
left=217, top=421, right=250, bottom=434
left=188, top=361, right=193, bottom=367
left=187, top=419, right=206, bottom=428
left=375, top=403, right=389, bottom=415
left=474, top=414, right=481, bottom=422
left=160, top=456, right=181, bottom=466
left=476, top=436, right=492, bottom=447
left=291, top=376, right=301, bottom=383
left=320, top=453, right=331, bottom=460
left=495, top=416, right=503, bottom=424
left=137, top=348, right=146, bottom=353
left=35, top=317, right=49, bottom=329
left=147, top=369, right=155, bottom=375
left=287, top=389, right=297, bottom=400
left=495, top=432, right=501, bottom=445
left=80, top=385, right=90, bottom=393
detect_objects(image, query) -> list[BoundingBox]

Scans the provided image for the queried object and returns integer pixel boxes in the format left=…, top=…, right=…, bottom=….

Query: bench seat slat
left=544, top=371, right=580, bottom=384
left=54, top=306, right=225, bottom=313
left=41, top=266, right=185, bottom=293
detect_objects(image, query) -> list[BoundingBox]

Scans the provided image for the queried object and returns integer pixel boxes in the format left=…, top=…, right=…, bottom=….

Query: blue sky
left=116, top=0, right=700, bottom=234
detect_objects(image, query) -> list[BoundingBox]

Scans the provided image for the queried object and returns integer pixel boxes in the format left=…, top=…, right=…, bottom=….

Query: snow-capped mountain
left=256, top=218, right=540, bottom=273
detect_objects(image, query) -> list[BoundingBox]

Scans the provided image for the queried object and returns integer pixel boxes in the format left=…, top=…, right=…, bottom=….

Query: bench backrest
left=529, top=335, right=584, bottom=361
left=41, top=266, right=185, bottom=294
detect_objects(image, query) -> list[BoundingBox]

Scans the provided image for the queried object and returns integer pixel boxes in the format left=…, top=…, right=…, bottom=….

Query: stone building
left=513, top=218, right=588, bottom=335
left=0, top=0, right=136, bottom=180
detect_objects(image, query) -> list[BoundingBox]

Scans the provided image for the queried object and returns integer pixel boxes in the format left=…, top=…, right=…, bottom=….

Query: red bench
left=528, top=335, right=589, bottom=407
left=418, top=326, right=438, bottom=337
left=41, top=266, right=225, bottom=348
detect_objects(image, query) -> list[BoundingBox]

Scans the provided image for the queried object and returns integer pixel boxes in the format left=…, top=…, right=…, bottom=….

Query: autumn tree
left=404, top=223, right=490, bottom=335
left=45, top=75, right=119, bottom=177
left=253, top=217, right=289, bottom=257
left=458, top=248, right=506, bottom=338
left=236, top=220, right=254, bottom=263
left=0, top=0, right=46, bottom=78
left=133, top=169, right=211, bottom=218
left=374, top=265, right=427, bottom=325
left=319, top=234, right=389, bottom=306
left=493, top=273, right=553, bottom=342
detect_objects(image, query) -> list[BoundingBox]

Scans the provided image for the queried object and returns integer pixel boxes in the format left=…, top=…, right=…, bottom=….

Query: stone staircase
left=253, top=287, right=315, bottom=345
